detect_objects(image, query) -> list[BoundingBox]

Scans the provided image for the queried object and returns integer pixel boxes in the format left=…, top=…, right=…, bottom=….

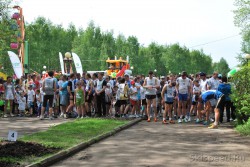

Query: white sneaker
left=49, top=116, right=54, bottom=120
left=178, top=118, right=182, bottom=123
left=60, top=113, right=64, bottom=118
left=81, top=116, right=84, bottom=119
left=76, top=116, right=80, bottom=119
left=10, top=113, right=15, bottom=117
left=188, top=117, right=191, bottom=122
left=210, top=118, right=214, bottom=122
left=128, top=115, right=134, bottom=118
left=40, top=115, right=44, bottom=120
left=184, top=117, right=188, bottom=123
left=3, top=114, right=8, bottom=118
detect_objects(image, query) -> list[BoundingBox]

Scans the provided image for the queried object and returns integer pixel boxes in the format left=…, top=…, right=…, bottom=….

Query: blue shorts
left=178, top=93, right=188, bottom=101
left=165, top=97, right=174, bottom=103
left=28, top=102, right=34, bottom=109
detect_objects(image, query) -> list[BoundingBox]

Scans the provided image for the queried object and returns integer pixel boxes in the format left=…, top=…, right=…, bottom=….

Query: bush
left=236, top=118, right=250, bottom=136
left=230, top=65, right=250, bottom=125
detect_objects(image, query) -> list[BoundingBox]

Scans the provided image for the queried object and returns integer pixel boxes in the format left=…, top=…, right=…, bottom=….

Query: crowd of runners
left=0, top=70, right=235, bottom=129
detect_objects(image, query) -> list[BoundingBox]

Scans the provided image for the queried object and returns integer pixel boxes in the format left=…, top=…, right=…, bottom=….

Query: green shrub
left=230, top=65, right=250, bottom=125
left=236, top=118, right=250, bottom=135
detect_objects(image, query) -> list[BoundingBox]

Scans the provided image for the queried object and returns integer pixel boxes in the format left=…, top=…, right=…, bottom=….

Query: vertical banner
left=59, top=52, right=65, bottom=74
left=8, top=51, right=23, bottom=78
left=72, top=52, right=83, bottom=75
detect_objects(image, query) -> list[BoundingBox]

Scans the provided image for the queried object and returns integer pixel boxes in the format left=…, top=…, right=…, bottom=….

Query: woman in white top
left=3, top=76, right=15, bottom=117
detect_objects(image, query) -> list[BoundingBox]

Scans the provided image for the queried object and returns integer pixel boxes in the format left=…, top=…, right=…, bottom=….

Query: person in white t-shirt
left=18, top=91, right=26, bottom=116
left=190, top=79, right=202, bottom=121
left=176, top=71, right=191, bottom=123
left=143, top=71, right=160, bottom=122
left=129, top=80, right=138, bottom=118
left=27, top=85, right=35, bottom=115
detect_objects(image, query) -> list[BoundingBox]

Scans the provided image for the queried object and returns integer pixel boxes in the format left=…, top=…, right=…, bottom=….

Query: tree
left=212, top=58, right=230, bottom=76
left=0, top=0, right=17, bottom=75
left=234, top=0, right=250, bottom=65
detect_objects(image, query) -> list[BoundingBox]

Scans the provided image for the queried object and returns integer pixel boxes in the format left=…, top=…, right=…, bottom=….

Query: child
left=74, top=82, right=85, bottom=118
left=129, top=80, right=138, bottom=118
left=35, top=89, right=42, bottom=117
left=18, top=91, right=26, bottom=116
left=27, top=85, right=35, bottom=116
left=190, top=80, right=201, bottom=122
left=105, top=83, right=113, bottom=117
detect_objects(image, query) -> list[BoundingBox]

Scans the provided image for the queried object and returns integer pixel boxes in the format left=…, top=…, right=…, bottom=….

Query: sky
left=19, top=0, right=242, bottom=68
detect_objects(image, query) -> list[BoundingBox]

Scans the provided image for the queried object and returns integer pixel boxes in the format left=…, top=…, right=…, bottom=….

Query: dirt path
left=52, top=121, right=250, bottom=167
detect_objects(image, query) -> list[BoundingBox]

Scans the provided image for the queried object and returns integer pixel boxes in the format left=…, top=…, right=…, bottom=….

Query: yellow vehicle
left=106, top=57, right=130, bottom=78
left=0, top=72, right=7, bottom=80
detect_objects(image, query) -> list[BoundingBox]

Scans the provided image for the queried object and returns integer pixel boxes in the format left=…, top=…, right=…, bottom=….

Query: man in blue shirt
left=195, top=90, right=225, bottom=129
left=59, top=75, right=69, bottom=118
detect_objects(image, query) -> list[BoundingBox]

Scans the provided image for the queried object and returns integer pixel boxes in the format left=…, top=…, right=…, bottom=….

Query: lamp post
left=154, top=69, right=157, bottom=76
left=246, top=54, right=250, bottom=64
left=64, top=52, right=73, bottom=74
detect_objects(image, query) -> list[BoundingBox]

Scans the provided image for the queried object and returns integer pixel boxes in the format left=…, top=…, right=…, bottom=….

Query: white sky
left=20, top=0, right=242, bottom=68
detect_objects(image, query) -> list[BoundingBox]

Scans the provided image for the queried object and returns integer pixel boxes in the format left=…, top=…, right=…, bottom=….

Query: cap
left=218, top=74, right=222, bottom=78
left=131, top=80, right=135, bottom=85
left=199, top=72, right=206, bottom=76
left=124, top=73, right=129, bottom=76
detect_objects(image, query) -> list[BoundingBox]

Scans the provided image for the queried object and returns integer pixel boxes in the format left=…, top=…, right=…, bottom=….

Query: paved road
left=52, top=121, right=250, bottom=167
left=0, top=117, right=71, bottom=140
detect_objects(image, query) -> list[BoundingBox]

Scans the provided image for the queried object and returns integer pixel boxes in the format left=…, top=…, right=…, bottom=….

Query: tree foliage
left=212, top=58, right=230, bottom=76
left=0, top=14, right=230, bottom=76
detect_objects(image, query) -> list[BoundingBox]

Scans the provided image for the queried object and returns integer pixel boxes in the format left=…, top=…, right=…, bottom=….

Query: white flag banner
left=72, top=52, right=83, bottom=75
left=7, top=51, right=23, bottom=78
left=59, top=52, right=65, bottom=74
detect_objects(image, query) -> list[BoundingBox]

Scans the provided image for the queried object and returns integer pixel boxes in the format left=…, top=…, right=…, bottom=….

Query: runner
left=59, top=75, right=68, bottom=118
left=75, top=81, right=85, bottom=118
left=176, top=71, right=191, bottom=123
left=143, top=71, right=160, bottom=122
left=161, top=81, right=176, bottom=124
left=196, top=90, right=225, bottom=129
left=65, top=73, right=75, bottom=118
left=40, top=71, right=57, bottom=120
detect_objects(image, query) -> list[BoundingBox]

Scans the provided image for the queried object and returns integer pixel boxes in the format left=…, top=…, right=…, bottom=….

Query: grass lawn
left=1, top=118, right=129, bottom=166
left=21, top=118, right=128, bottom=149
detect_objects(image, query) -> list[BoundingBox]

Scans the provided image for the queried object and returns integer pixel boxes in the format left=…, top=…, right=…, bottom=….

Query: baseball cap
left=199, top=72, right=206, bottom=76
left=131, top=80, right=135, bottom=85
left=124, top=73, right=129, bottom=77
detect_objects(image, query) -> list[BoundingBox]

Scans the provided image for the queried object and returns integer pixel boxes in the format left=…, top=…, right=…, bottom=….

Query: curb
left=26, top=118, right=142, bottom=167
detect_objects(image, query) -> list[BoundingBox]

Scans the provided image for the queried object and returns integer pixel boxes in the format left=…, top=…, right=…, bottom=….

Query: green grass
left=20, top=118, right=129, bottom=149
left=0, top=118, right=129, bottom=166
left=236, top=118, right=250, bottom=136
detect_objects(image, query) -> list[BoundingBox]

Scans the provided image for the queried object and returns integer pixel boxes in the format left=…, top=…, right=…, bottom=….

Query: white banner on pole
left=59, top=52, right=65, bottom=74
left=7, top=51, right=23, bottom=78
left=72, top=52, right=83, bottom=75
